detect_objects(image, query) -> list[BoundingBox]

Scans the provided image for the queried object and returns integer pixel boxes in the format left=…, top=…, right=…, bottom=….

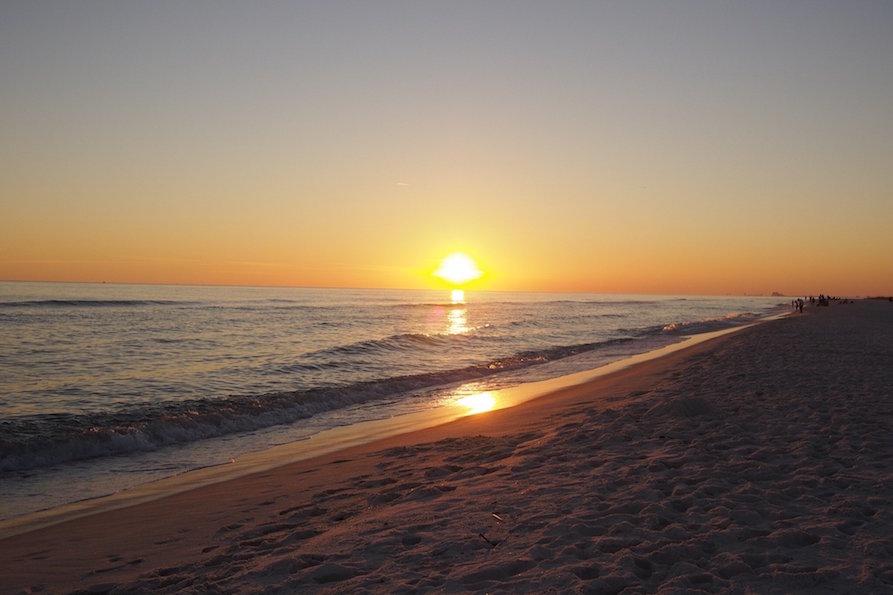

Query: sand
left=2, top=299, right=892, bottom=593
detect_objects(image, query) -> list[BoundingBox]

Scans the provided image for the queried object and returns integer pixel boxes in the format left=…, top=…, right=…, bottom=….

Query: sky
left=1, top=1, right=891, bottom=296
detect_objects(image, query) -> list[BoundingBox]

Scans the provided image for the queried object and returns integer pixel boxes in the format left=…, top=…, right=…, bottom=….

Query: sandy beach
left=2, top=299, right=892, bottom=593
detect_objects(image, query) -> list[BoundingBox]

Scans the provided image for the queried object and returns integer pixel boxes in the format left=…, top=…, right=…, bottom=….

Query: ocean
left=0, top=282, right=786, bottom=518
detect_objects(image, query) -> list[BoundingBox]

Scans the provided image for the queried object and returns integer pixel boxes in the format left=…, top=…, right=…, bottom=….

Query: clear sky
left=2, top=1, right=891, bottom=296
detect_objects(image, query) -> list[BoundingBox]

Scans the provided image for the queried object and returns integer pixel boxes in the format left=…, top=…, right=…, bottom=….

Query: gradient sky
left=2, top=1, right=891, bottom=296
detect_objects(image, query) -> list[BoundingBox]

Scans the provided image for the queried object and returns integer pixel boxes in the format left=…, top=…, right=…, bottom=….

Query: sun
left=434, top=252, right=483, bottom=286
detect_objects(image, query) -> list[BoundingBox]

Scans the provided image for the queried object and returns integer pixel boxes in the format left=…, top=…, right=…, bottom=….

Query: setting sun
left=434, top=252, right=483, bottom=286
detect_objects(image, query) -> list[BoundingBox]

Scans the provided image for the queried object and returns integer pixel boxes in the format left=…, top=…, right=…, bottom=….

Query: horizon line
left=0, top=278, right=830, bottom=299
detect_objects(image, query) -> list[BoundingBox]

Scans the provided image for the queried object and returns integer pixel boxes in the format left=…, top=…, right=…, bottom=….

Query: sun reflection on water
left=447, top=307, right=468, bottom=335
left=456, top=391, right=496, bottom=415
left=445, top=289, right=468, bottom=335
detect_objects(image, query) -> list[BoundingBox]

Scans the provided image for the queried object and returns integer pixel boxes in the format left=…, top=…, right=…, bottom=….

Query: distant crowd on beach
left=792, top=294, right=852, bottom=313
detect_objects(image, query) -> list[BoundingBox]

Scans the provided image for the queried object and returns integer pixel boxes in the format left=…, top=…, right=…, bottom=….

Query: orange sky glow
left=2, top=3, right=891, bottom=297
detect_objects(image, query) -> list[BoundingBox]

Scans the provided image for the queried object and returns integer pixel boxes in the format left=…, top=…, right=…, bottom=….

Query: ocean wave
left=548, top=299, right=662, bottom=306
left=485, top=338, right=634, bottom=370
left=661, top=312, right=761, bottom=334
left=302, top=332, right=468, bottom=360
left=388, top=298, right=663, bottom=309
left=389, top=302, right=471, bottom=309
left=0, top=299, right=193, bottom=309
left=0, top=336, right=634, bottom=473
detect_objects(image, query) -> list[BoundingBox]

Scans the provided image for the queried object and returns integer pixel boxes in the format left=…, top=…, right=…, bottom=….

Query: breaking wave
left=1, top=337, right=633, bottom=472
left=661, top=312, right=762, bottom=334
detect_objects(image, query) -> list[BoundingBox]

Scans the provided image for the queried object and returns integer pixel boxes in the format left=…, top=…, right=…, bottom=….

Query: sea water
left=0, top=282, right=785, bottom=518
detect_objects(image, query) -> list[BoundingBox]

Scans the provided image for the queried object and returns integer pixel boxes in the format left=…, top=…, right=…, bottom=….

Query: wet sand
left=2, top=300, right=892, bottom=593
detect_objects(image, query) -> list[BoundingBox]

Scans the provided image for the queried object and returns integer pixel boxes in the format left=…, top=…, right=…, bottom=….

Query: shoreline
left=1, top=288, right=785, bottom=521
left=0, top=321, right=766, bottom=540
left=3, top=301, right=891, bottom=592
